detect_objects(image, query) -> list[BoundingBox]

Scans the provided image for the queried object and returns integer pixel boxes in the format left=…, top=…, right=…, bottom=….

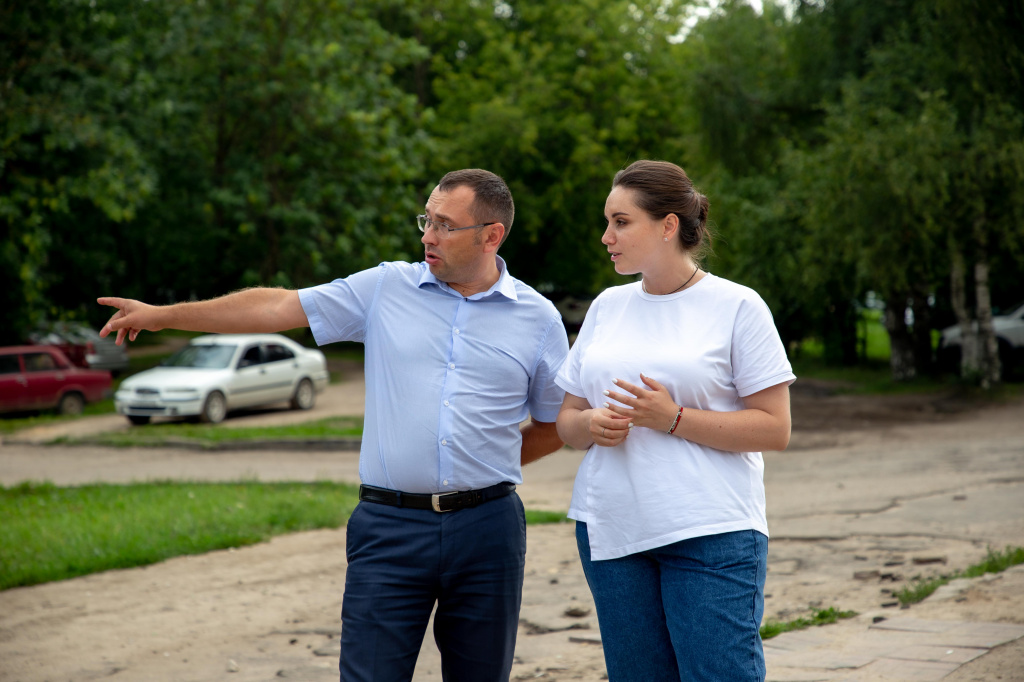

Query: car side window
left=0, top=355, right=21, bottom=374
left=24, top=353, right=58, bottom=372
left=238, top=345, right=263, bottom=369
left=263, top=344, right=294, bottom=363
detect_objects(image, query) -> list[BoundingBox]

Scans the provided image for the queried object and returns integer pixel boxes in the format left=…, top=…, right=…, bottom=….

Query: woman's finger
left=611, top=378, right=644, bottom=396
left=640, top=373, right=666, bottom=391
left=602, top=390, right=636, bottom=407
left=603, top=401, right=634, bottom=417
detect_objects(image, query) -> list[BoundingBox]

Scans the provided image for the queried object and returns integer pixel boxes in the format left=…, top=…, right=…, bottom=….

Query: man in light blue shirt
left=99, top=169, right=570, bottom=682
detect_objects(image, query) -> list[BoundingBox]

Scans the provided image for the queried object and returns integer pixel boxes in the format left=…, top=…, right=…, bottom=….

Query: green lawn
left=0, top=481, right=567, bottom=590
left=58, top=416, right=364, bottom=448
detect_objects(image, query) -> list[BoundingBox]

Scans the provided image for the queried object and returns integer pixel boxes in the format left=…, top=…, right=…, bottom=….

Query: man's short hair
left=437, top=169, right=515, bottom=246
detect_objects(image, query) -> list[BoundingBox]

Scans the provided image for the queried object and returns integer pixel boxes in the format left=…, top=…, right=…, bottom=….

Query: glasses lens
left=416, top=215, right=451, bottom=237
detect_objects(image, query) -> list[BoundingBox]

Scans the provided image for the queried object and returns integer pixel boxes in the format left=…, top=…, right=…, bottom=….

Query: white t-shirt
left=555, top=274, right=796, bottom=561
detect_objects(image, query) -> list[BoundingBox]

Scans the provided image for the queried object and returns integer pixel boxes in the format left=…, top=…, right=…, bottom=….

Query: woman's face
left=601, top=186, right=666, bottom=276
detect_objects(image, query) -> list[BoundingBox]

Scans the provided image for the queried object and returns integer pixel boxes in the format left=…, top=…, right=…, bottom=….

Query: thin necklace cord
left=642, top=266, right=699, bottom=295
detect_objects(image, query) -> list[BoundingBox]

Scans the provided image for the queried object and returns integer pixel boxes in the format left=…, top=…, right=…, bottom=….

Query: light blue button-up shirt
left=298, top=257, right=569, bottom=494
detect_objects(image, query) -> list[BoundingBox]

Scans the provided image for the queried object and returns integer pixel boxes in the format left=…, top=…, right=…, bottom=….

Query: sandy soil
left=1, top=378, right=1023, bottom=681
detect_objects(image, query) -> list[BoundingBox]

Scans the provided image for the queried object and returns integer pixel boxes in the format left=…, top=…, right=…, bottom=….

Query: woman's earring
left=664, top=237, right=668, bottom=242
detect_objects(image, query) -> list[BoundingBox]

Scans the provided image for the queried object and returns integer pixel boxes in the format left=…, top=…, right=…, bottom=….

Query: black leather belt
left=358, top=482, right=516, bottom=513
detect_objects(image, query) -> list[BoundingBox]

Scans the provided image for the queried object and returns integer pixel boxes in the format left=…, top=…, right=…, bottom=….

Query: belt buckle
left=431, top=492, right=457, bottom=513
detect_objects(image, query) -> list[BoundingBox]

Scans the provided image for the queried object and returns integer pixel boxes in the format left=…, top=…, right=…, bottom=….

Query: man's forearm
left=98, top=288, right=309, bottom=344
left=160, top=288, right=308, bottom=333
left=520, top=419, right=564, bottom=466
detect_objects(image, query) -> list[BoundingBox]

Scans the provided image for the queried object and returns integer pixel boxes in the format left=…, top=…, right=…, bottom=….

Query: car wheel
left=200, top=391, right=227, bottom=424
left=57, top=392, right=85, bottom=416
left=128, top=415, right=151, bottom=426
left=291, top=378, right=315, bottom=410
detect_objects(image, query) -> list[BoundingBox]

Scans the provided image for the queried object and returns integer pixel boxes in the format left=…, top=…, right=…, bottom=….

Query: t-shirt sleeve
left=298, top=265, right=385, bottom=346
left=731, top=294, right=796, bottom=397
left=526, top=313, right=571, bottom=423
left=555, top=295, right=600, bottom=399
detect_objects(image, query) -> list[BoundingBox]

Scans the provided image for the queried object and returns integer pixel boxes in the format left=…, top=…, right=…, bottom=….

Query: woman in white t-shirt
left=555, top=160, right=795, bottom=681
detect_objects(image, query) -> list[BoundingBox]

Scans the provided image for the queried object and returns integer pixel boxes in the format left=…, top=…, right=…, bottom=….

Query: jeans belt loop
left=431, top=491, right=457, bottom=512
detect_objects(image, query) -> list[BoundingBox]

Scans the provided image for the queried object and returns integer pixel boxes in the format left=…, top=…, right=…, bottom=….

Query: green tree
left=135, top=0, right=431, bottom=301
left=383, top=0, right=694, bottom=294
left=0, top=0, right=160, bottom=341
left=2, top=0, right=433, bottom=341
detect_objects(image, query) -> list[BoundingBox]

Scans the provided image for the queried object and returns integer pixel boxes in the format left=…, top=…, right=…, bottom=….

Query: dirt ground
left=1, top=377, right=1023, bottom=681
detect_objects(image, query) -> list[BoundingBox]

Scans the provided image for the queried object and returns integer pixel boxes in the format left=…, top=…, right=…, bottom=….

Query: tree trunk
left=823, top=296, right=859, bottom=366
left=974, top=259, right=1002, bottom=388
left=950, top=248, right=981, bottom=378
left=910, top=289, right=934, bottom=376
left=883, top=299, right=916, bottom=381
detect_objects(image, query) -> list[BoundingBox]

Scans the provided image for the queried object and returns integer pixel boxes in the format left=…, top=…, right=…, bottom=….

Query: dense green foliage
left=3, top=0, right=1023, bottom=382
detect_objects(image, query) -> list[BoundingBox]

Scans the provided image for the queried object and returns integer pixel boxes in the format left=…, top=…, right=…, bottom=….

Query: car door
left=0, top=353, right=27, bottom=412
left=260, top=343, right=299, bottom=403
left=229, top=344, right=270, bottom=408
left=21, top=351, right=65, bottom=410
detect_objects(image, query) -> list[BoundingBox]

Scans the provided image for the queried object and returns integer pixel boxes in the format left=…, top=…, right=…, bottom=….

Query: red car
left=0, top=346, right=112, bottom=416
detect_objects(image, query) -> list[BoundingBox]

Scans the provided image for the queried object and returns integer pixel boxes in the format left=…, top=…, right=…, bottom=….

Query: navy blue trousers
left=339, top=492, right=526, bottom=682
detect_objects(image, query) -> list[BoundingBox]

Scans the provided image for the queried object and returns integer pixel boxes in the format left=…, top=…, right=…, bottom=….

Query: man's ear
left=482, top=223, right=506, bottom=252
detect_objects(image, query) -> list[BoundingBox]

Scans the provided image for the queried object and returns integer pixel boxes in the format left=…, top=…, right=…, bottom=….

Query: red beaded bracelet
left=667, top=406, right=683, bottom=435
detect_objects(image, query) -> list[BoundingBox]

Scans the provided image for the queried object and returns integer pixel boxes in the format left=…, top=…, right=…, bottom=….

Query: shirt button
left=441, top=439, right=448, bottom=446
left=448, top=363, right=455, bottom=370
left=444, top=400, right=450, bottom=406
left=443, top=479, right=449, bottom=486
left=454, top=328, right=460, bottom=335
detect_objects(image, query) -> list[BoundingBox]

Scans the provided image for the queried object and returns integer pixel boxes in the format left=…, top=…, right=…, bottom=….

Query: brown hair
left=437, top=169, right=515, bottom=246
left=612, top=160, right=711, bottom=259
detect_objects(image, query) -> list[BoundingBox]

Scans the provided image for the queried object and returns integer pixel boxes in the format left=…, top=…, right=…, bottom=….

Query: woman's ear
left=662, top=213, right=679, bottom=242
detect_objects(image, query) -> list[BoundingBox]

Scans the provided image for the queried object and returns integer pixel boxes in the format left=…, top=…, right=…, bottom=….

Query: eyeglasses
left=417, top=214, right=497, bottom=238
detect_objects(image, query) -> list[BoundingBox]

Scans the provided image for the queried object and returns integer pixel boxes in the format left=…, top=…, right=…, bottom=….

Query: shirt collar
left=418, top=255, right=518, bottom=302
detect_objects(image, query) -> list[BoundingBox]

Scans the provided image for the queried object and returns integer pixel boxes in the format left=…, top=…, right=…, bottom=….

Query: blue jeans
left=339, top=493, right=526, bottom=682
left=576, top=522, right=768, bottom=682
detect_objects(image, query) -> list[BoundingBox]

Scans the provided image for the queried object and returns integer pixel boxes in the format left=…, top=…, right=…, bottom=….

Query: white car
left=938, top=301, right=1024, bottom=373
left=115, top=334, right=329, bottom=425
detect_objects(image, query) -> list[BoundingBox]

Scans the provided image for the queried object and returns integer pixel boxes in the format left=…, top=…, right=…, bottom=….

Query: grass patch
left=760, top=606, right=858, bottom=640
left=525, top=510, right=569, bottom=524
left=56, top=416, right=364, bottom=448
left=0, top=400, right=117, bottom=435
left=896, top=545, right=1024, bottom=606
left=789, top=357, right=958, bottom=395
left=0, top=481, right=572, bottom=590
left=0, top=480, right=360, bottom=590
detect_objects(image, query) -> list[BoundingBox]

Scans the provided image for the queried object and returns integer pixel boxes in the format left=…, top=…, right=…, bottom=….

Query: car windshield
left=162, top=344, right=237, bottom=369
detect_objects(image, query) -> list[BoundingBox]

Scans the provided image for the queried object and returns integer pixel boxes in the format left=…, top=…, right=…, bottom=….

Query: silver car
left=114, top=334, right=329, bottom=425
left=938, top=301, right=1024, bottom=373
